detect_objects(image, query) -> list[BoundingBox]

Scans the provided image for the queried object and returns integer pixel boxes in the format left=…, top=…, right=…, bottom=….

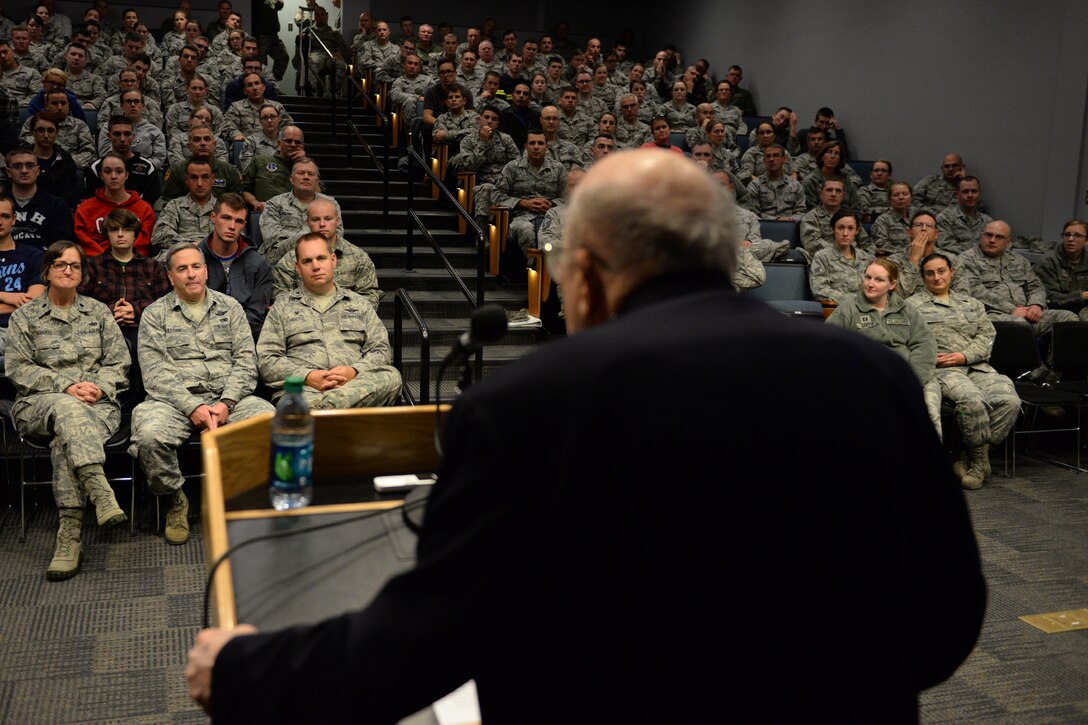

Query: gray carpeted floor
left=1, top=459, right=1086, bottom=723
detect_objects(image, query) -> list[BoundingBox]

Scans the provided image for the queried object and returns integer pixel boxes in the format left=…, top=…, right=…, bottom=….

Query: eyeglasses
left=1062, top=232, right=1087, bottom=240
left=259, top=114, right=279, bottom=121
left=981, top=232, right=1009, bottom=241
left=8, top=162, right=36, bottom=169
left=621, top=103, right=637, bottom=109
left=911, top=221, right=937, bottom=229
left=122, top=98, right=143, bottom=105
left=281, top=138, right=303, bottom=145
left=51, top=261, right=82, bottom=271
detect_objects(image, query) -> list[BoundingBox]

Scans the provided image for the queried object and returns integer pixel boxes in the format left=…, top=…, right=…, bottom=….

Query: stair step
left=279, top=93, right=540, bottom=387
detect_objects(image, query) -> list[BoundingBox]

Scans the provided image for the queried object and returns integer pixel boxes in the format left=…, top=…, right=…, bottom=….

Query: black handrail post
left=405, top=135, right=415, bottom=272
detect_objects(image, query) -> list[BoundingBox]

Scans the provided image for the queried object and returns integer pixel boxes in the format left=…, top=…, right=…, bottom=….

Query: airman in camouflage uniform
left=872, top=183, right=918, bottom=256
left=449, top=106, right=519, bottom=218
left=152, top=158, right=218, bottom=251
left=67, top=71, right=107, bottom=111
left=1036, top=221, right=1088, bottom=321
left=389, top=55, right=432, bottom=124
left=909, top=253, right=1020, bottom=489
left=130, top=243, right=274, bottom=544
left=492, top=131, right=567, bottom=255
left=258, top=234, right=400, bottom=408
left=433, top=104, right=479, bottom=152
left=955, top=220, right=1077, bottom=336
left=6, top=241, right=131, bottom=578
left=271, top=199, right=380, bottom=307
left=537, top=104, right=584, bottom=171
left=0, top=61, right=42, bottom=105
left=734, top=202, right=790, bottom=263
left=913, top=153, right=964, bottom=212
left=745, top=166, right=806, bottom=222
left=800, top=182, right=873, bottom=259
left=259, top=181, right=344, bottom=265
left=809, top=245, right=874, bottom=305
left=935, top=177, right=992, bottom=255
left=164, top=98, right=225, bottom=142
left=613, top=113, right=650, bottom=149
left=223, top=77, right=292, bottom=140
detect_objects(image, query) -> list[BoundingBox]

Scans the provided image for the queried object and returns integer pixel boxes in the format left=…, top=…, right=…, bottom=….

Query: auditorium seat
left=759, top=219, right=801, bottom=249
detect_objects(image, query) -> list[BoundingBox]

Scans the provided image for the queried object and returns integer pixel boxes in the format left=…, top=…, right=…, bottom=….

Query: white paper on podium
left=432, top=680, right=481, bottom=725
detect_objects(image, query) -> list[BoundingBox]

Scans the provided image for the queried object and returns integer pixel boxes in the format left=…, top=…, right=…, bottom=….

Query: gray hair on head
left=565, top=150, right=736, bottom=280
left=165, top=241, right=205, bottom=270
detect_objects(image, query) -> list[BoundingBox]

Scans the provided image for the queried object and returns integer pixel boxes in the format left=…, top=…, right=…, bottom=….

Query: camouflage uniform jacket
left=138, top=289, right=258, bottom=414
left=800, top=206, right=872, bottom=258
left=256, top=285, right=391, bottom=390
left=808, top=245, right=874, bottom=305
left=7, top=293, right=130, bottom=408
left=857, top=182, right=891, bottom=218
left=913, top=174, right=956, bottom=212
left=434, top=109, right=479, bottom=145
left=449, top=129, right=519, bottom=184
left=935, top=206, right=993, bottom=255
left=613, top=117, right=649, bottom=148
left=164, top=100, right=225, bottom=141
left=955, top=245, right=1047, bottom=314
left=223, top=98, right=292, bottom=139
left=20, top=115, right=96, bottom=167
left=745, top=174, right=806, bottom=220
left=272, top=237, right=381, bottom=308
left=492, top=155, right=567, bottom=220
left=1035, top=244, right=1088, bottom=312
left=908, top=289, right=998, bottom=373
left=151, top=194, right=216, bottom=250
left=68, top=70, right=107, bottom=109
left=0, top=63, right=41, bottom=105
left=258, top=192, right=344, bottom=264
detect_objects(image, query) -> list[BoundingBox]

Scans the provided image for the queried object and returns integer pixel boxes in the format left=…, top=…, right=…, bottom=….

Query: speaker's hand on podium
left=187, top=624, right=259, bottom=713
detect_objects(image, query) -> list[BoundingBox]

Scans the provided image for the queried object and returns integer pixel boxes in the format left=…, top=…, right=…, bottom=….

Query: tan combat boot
left=79, top=466, right=127, bottom=527
left=951, top=450, right=971, bottom=481
left=164, top=489, right=190, bottom=545
left=47, top=508, right=84, bottom=581
left=960, top=446, right=989, bottom=491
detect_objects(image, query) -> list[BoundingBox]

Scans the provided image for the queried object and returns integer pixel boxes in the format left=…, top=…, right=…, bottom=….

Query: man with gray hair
left=131, top=241, right=274, bottom=546
left=189, top=149, right=985, bottom=723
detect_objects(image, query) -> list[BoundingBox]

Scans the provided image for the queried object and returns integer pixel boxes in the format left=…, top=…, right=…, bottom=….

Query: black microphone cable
left=201, top=495, right=429, bottom=628
left=433, top=303, right=508, bottom=457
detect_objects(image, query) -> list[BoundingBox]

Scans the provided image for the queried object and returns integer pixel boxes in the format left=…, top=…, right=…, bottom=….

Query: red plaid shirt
left=79, top=252, right=172, bottom=325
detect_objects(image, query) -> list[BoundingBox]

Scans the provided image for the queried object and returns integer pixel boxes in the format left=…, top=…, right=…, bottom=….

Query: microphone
left=443, top=303, right=507, bottom=366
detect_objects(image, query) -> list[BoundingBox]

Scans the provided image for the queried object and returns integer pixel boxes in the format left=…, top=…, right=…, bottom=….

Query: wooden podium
left=200, top=405, right=446, bottom=628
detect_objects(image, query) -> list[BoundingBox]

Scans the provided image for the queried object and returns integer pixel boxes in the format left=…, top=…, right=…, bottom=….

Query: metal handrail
left=403, top=135, right=487, bottom=307
left=343, top=119, right=390, bottom=229
left=393, top=288, right=431, bottom=405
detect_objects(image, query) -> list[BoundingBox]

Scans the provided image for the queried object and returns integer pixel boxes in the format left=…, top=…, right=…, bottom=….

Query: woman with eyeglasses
left=1036, top=219, right=1088, bottom=321
left=29, top=110, right=80, bottom=208
left=907, top=252, right=1020, bottom=490
left=6, top=240, right=131, bottom=581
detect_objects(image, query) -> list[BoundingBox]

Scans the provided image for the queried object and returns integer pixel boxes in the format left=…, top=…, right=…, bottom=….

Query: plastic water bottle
left=269, top=376, right=314, bottom=510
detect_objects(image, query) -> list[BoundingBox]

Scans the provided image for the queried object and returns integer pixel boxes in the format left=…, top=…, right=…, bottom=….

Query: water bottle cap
left=284, top=375, right=304, bottom=392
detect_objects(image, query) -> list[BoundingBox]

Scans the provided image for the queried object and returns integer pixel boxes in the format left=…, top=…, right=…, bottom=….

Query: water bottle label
left=271, top=439, right=313, bottom=490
